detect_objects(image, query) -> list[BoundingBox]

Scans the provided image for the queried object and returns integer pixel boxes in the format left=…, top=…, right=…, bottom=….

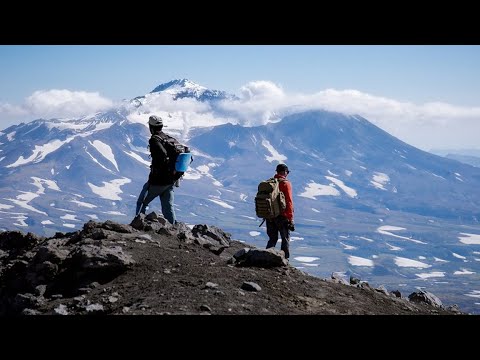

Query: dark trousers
left=266, top=216, right=290, bottom=259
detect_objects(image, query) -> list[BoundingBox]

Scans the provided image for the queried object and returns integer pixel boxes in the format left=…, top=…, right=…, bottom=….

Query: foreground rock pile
left=0, top=213, right=462, bottom=315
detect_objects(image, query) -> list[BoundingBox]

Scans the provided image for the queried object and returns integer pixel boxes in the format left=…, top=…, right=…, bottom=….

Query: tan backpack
left=255, top=177, right=287, bottom=220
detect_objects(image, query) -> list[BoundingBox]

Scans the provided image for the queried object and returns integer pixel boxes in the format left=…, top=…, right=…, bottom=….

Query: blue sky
left=1, top=45, right=480, bottom=150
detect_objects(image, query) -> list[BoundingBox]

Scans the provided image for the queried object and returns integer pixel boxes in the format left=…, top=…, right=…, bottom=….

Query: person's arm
left=281, top=180, right=294, bottom=222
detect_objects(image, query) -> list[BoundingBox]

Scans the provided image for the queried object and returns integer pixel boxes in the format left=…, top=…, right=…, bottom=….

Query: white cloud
left=239, top=81, right=285, bottom=100
left=0, top=90, right=114, bottom=129
left=220, top=84, right=480, bottom=150
left=25, top=89, right=114, bottom=118
left=3, top=81, right=480, bottom=150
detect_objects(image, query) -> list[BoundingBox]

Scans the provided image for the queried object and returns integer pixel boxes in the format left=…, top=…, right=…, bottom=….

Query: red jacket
left=274, top=174, right=294, bottom=222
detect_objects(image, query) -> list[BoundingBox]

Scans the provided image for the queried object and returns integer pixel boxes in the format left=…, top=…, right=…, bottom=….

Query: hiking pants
left=135, top=181, right=150, bottom=216
left=266, top=216, right=290, bottom=259
left=139, top=184, right=176, bottom=224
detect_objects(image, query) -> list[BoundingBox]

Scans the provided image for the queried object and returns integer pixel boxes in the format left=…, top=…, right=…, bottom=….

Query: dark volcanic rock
left=0, top=215, right=464, bottom=315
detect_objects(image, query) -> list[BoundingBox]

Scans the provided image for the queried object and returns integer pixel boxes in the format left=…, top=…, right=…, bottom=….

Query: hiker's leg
left=159, top=184, right=176, bottom=224
left=140, top=186, right=161, bottom=214
left=278, top=217, right=291, bottom=259
left=136, top=181, right=149, bottom=215
left=266, top=219, right=279, bottom=249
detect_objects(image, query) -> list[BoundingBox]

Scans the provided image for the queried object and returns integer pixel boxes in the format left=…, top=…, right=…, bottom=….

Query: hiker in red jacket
left=266, top=163, right=294, bottom=259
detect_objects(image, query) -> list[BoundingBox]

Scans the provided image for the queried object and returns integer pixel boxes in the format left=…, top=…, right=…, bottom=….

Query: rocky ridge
left=0, top=213, right=462, bottom=315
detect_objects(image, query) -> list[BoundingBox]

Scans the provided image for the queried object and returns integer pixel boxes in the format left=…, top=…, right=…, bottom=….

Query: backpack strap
left=151, top=134, right=169, bottom=161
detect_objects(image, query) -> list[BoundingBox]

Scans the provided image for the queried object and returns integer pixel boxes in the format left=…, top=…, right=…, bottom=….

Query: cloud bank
left=1, top=81, right=480, bottom=150
left=0, top=90, right=114, bottom=128
left=221, top=81, right=480, bottom=150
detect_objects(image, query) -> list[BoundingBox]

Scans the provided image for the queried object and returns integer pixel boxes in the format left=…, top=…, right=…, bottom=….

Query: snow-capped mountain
left=132, top=78, right=237, bottom=107
left=1, top=80, right=480, bottom=313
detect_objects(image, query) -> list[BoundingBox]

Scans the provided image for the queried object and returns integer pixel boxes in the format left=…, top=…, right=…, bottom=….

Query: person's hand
left=288, top=221, right=295, bottom=232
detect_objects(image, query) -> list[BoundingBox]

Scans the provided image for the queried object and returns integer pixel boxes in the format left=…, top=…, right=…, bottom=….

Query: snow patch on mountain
left=182, top=169, right=202, bottom=180
left=377, top=225, right=427, bottom=244
left=452, top=252, right=467, bottom=260
left=348, top=255, right=374, bottom=267
left=6, top=132, right=15, bottom=141
left=7, top=137, right=75, bottom=168
left=431, top=173, right=445, bottom=180
left=325, top=176, right=357, bottom=198
left=465, top=290, right=480, bottom=298
left=31, top=177, right=60, bottom=193
left=454, top=269, right=475, bottom=275
left=340, top=242, right=357, bottom=250
left=123, top=151, right=150, bottom=167
left=195, top=164, right=223, bottom=186
left=262, top=139, right=287, bottom=163
left=370, top=172, right=390, bottom=190
left=416, top=271, right=445, bottom=279
left=299, top=181, right=340, bottom=199
left=207, top=198, right=234, bottom=209
left=6, top=190, right=47, bottom=215
left=89, top=140, right=119, bottom=171
left=386, top=242, right=403, bottom=251
left=87, top=178, right=131, bottom=200
left=356, top=236, right=374, bottom=242
left=103, top=211, right=127, bottom=216
left=394, top=257, right=431, bottom=268
left=70, top=200, right=97, bottom=209
left=294, top=256, right=319, bottom=263
left=12, top=215, right=28, bottom=227
left=60, top=214, right=80, bottom=221
left=85, top=148, right=114, bottom=173
left=290, top=236, right=304, bottom=242
left=459, top=233, right=480, bottom=245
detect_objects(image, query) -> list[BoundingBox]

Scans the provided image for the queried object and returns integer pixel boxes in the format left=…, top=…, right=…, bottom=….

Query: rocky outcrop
left=0, top=214, right=464, bottom=315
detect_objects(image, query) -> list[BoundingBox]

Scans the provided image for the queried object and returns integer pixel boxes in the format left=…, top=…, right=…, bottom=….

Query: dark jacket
left=148, top=132, right=175, bottom=186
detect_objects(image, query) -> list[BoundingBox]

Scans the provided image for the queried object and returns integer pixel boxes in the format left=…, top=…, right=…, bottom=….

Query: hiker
left=265, top=163, right=295, bottom=259
left=136, top=115, right=182, bottom=224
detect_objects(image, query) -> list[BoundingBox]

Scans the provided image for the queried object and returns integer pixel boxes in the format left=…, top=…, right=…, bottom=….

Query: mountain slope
left=1, top=81, right=480, bottom=314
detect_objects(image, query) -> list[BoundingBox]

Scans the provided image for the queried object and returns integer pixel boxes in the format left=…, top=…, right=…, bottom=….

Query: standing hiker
left=264, top=163, right=295, bottom=259
left=136, top=115, right=190, bottom=224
